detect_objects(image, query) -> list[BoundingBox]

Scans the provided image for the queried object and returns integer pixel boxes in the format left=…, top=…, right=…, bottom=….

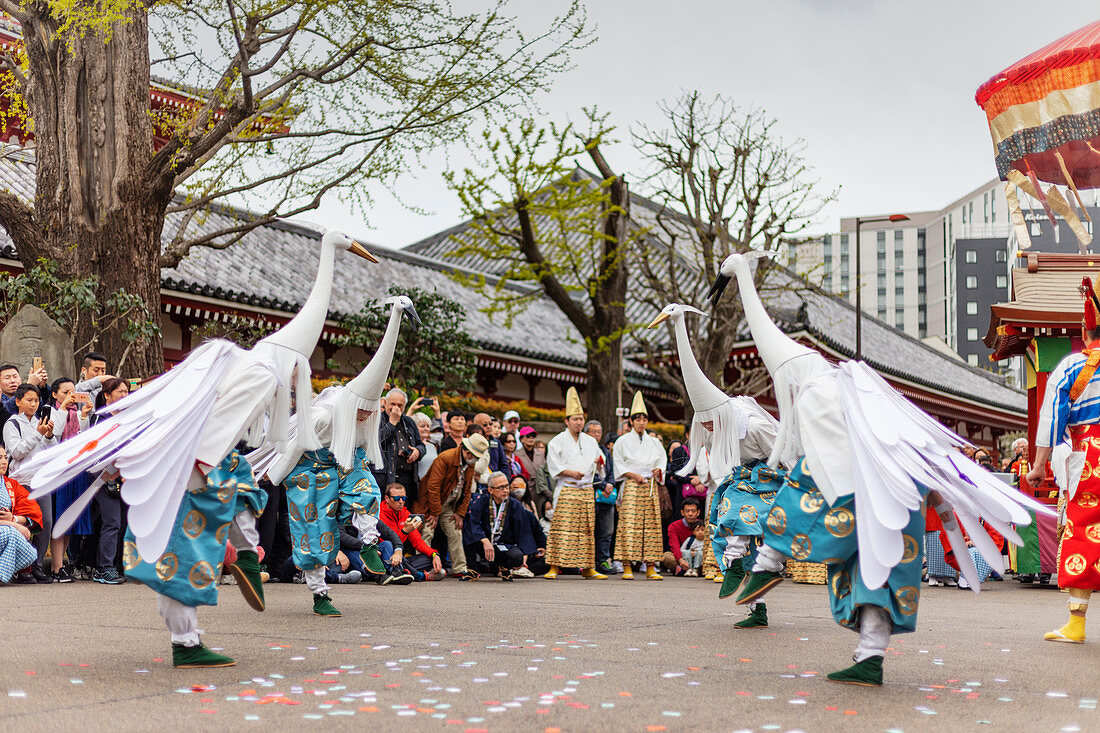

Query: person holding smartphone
left=45, top=377, right=94, bottom=582
left=2, top=383, right=55, bottom=581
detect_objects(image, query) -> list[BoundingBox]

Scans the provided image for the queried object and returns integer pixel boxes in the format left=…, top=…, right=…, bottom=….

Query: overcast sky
left=296, top=1, right=1100, bottom=248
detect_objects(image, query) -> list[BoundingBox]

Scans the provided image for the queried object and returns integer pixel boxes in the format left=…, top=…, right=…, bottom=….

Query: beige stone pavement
left=0, top=573, right=1097, bottom=732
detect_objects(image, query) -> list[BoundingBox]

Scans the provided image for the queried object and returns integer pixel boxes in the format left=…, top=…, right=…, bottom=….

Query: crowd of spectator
left=4, top=363, right=879, bottom=591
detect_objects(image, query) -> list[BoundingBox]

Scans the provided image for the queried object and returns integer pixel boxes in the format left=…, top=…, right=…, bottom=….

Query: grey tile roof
left=0, top=147, right=657, bottom=382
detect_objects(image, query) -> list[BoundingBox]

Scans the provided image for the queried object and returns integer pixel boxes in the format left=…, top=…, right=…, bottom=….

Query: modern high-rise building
left=791, top=178, right=1100, bottom=375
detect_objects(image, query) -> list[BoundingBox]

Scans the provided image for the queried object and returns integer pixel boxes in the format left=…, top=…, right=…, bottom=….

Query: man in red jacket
left=379, top=482, right=443, bottom=581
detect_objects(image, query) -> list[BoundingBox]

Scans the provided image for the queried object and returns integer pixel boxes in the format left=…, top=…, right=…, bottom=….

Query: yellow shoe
left=714, top=573, right=724, bottom=584
left=1044, top=616, right=1086, bottom=643
left=543, top=565, right=560, bottom=580
left=582, top=568, right=608, bottom=580
left=621, top=566, right=634, bottom=579
left=646, top=567, right=663, bottom=581
left=703, top=571, right=715, bottom=580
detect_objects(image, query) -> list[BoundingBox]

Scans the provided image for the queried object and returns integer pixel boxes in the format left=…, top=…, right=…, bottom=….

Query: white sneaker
left=612, top=561, right=623, bottom=573
left=957, top=576, right=971, bottom=589
left=928, top=577, right=943, bottom=587
left=513, top=567, right=535, bottom=578
left=685, top=569, right=698, bottom=577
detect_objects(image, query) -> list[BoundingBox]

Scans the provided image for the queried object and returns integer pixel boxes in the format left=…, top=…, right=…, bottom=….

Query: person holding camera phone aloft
left=45, top=377, right=94, bottom=582
left=3, top=382, right=56, bottom=582
left=374, top=388, right=425, bottom=504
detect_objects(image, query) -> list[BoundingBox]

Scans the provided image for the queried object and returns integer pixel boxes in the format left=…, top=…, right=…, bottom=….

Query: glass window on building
left=991, top=190, right=996, bottom=222
left=895, top=307, right=904, bottom=329
left=877, top=306, right=887, bottom=320
left=995, top=249, right=1007, bottom=263
left=969, top=201, right=974, bottom=223
left=1031, top=222, right=1042, bottom=236
left=966, top=275, right=977, bottom=288
left=965, top=250, right=977, bottom=263
left=968, top=354, right=979, bottom=366
left=983, top=192, right=989, bottom=223
left=962, top=205, right=967, bottom=224
left=966, top=327, right=979, bottom=341
left=996, top=274, right=1007, bottom=288
left=966, top=301, right=978, bottom=315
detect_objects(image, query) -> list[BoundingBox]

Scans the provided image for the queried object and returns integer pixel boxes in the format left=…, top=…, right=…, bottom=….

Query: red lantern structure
left=975, top=19, right=1100, bottom=251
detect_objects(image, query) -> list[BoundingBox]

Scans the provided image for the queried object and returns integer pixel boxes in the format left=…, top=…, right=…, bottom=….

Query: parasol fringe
left=1026, top=166, right=1059, bottom=228
left=1008, top=169, right=1093, bottom=253
left=1055, top=150, right=1091, bottom=222
left=1005, top=181, right=1032, bottom=249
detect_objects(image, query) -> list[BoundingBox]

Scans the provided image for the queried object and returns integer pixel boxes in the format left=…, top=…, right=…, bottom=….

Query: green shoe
left=734, top=602, right=768, bottom=629
left=595, top=560, right=616, bottom=575
left=313, top=593, right=342, bottom=617
left=360, top=545, right=386, bottom=575
left=172, top=643, right=235, bottom=668
left=734, top=570, right=783, bottom=605
left=719, top=560, right=746, bottom=599
left=227, top=550, right=265, bottom=612
left=826, top=655, right=883, bottom=686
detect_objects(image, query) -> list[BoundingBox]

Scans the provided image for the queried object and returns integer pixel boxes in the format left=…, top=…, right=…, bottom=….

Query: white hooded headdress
left=328, top=296, right=414, bottom=470
left=656, top=304, right=750, bottom=483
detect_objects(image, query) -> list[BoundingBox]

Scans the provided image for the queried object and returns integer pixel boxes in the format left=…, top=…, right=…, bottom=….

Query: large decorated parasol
left=975, top=19, right=1100, bottom=252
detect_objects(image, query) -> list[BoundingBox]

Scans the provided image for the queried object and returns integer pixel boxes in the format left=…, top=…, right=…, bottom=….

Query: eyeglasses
left=388, top=495, right=407, bottom=502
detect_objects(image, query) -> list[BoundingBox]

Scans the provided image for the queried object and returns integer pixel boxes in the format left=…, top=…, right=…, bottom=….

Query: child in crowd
left=681, top=522, right=708, bottom=576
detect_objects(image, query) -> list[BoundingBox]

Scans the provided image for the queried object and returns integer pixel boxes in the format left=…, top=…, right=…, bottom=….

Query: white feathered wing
left=817, top=361, right=1054, bottom=591
left=14, top=340, right=244, bottom=560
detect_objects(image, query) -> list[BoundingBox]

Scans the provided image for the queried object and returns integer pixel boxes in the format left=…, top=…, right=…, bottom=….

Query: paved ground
left=0, top=573, right=1096, bottom=732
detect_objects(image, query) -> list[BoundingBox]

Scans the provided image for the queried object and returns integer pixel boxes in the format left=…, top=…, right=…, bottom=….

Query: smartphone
left=72, top=392, right=92, bottom=404
left=32, top=356, right=42, bottom=372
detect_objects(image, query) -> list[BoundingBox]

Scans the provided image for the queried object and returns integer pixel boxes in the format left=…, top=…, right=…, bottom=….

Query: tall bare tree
left=631, top=92, right=834, bottom=418
left=0, top=0, right=589, bottom=375
left=443, top=113, right=630, bottom=431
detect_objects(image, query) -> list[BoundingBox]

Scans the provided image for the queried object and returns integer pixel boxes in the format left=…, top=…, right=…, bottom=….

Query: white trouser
left=299, top=512, right=380, bottom=596
left=304, top=566, right=328, bottom=595
left=724, top=536, right=759, bottom=610
left=156, top=509, right=259, bottom=646
left=352, top=512, right=380, bottom=544
left=751, top=543, right=786, bottom=573
left=157, top=594, right=202, bottom=647
left=723, top=535, right=751, bottom=566
left=229, top=509, right=260, bottom=552
left=854, top=605, right=891, bottom=662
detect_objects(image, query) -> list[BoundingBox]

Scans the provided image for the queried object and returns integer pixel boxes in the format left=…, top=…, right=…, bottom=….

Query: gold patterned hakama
left=546, top=483, right=596, bottom=568
left=615, top=477, right=664, bottom=563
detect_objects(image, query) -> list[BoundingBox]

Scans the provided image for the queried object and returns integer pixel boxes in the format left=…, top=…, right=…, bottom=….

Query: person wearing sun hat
left=415, top=431, right=489, bottom=581
left=1029, top=276, right=1100, bottom=644
left=543, top=387, right=607, bottom=580
left=613, top=391, right=667, bottom=580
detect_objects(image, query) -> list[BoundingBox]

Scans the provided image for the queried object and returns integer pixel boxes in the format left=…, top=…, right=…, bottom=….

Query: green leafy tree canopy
left=334, top=285, right=476, bottom=395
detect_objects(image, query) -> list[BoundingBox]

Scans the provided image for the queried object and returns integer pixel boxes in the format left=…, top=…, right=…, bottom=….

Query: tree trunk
left=586, top=340, right=622, bottom=435
left=16, top=8, right=166, bottom=377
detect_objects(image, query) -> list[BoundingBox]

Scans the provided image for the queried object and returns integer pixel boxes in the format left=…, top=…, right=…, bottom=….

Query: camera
left=399, top=447, right=413, bottom=461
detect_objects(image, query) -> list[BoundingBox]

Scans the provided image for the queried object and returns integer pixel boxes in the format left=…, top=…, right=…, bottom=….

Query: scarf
left=55, top=401, right=81, bottom=442
left=490, top=497, right=508, bottom=543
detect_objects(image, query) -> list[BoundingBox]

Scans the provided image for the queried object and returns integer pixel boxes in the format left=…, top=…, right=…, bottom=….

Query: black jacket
left=377, top=414, right=426, bottom=486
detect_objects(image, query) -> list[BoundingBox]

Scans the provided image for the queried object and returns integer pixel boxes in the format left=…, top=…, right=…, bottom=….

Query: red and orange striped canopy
left=976, top=19, right=1100, bottom=189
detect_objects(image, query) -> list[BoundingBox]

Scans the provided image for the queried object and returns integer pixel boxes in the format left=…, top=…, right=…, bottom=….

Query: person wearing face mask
left=515, top=427, right=550, bottom=513
left=414, top=433, right=489, bottom=580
